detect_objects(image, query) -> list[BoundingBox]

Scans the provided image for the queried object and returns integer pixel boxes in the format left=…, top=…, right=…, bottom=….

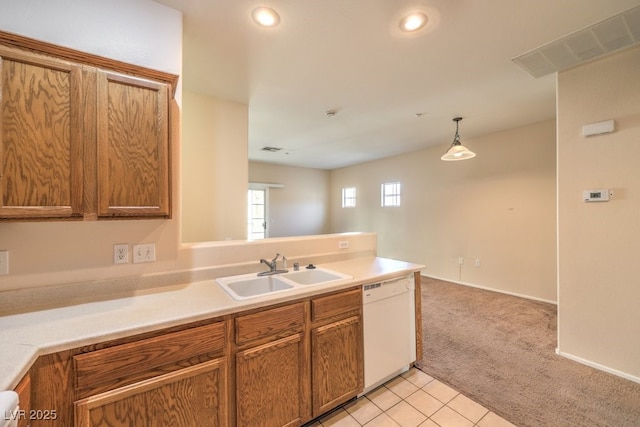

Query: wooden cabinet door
left=311, top=316, right=362, bottom=417
left=75, top=359, right=227, bottom=427
left=235, top=333, right=308, bottom=427
left=0, top=48, right=83, bottom=218
left=96, top=70, right=170, bottom=217
left=14, top=373, right=31, bottom=427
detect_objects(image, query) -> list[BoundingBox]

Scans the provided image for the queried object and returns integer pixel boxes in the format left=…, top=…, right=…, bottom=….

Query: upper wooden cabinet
left=97, top=71, right=170, bottom=217
left=0, top=31, right=176, bottom=220
left=0, top=48, right=84, bottom=219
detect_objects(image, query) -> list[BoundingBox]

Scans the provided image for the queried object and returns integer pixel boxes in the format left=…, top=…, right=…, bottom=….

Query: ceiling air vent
left=261, top=146, right=283, bottom=152
left=513, top=5, right=640, bottom=78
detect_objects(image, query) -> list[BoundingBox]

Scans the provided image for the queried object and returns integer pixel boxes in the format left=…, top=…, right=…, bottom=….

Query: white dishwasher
left=362, top=274, right=416, bottom=393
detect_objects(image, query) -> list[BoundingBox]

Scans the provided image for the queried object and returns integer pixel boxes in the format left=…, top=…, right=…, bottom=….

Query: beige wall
left=330, top=120, right=557, bottom=302
left=249, top=162, right=330, bottom=238
left=557, top=45, right=640, bottom=380
left=182, top=91, right=248, bottom=242
left=0, top=0, right=185, bottom=290
left=0, top=1, right=373, bottom=293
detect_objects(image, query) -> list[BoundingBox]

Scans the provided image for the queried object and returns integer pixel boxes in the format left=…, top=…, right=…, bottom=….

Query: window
left=342, top=187, right=357, bottom=208
left=247, top=189, right=266, bottom=240
left=381, top=182, right=401, bottom=207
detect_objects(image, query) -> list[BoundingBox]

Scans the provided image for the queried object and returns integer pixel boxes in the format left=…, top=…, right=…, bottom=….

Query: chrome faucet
left=258, top=253, right=288, bottom=276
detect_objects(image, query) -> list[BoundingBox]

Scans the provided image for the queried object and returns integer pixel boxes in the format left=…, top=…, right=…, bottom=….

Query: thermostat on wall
left=583, top=189, right=610, bottom=202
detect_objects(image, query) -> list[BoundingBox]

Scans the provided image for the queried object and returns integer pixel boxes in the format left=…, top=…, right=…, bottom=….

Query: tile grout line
left=314, top=368, right=514, bottom=427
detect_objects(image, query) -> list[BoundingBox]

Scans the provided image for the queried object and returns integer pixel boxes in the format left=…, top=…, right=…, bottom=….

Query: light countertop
left=0, top=256, right=423, bottom=390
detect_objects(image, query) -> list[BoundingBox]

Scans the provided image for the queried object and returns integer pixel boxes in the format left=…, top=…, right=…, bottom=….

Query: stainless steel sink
left=281, top=267, right=351, bottom=285
left=217, top=274, right=294, bottom=300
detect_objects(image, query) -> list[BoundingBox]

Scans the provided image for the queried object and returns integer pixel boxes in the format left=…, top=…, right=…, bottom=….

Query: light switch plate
left=133, top=243, right=156, bottom=263
left=0, top=250, right=8, bottom=275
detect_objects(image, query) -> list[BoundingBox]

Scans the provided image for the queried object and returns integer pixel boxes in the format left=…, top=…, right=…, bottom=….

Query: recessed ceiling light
left=252, top=6, right=280, bottom=28
left=399, top=12, right=428, bottom=32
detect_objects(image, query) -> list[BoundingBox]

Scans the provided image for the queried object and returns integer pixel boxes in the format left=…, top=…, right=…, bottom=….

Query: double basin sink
left=216, top=267, right=352, bottom=301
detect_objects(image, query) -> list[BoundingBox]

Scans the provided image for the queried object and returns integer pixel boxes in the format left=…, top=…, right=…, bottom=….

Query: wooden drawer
left=235, top=302, right=306, bottom=346
left=74, top=359, right=227, bottom=427
left=311, top=288, right=361, bottom=324
left=74, top=321, right=226, bottom=398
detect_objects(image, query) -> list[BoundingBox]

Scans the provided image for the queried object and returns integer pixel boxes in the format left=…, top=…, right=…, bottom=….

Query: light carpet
left=416, top=277, right=640, bottom=427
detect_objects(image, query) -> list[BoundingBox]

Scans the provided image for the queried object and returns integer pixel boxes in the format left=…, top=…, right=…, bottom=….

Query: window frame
left=381, top=182, right=401, bottom=207
left=341, top=186, right=357, bottom=208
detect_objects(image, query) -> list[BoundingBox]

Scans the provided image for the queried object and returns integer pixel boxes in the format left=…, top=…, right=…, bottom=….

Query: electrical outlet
left=133, top=243, right=156, bottom=263
left=475, top=258, right=481, bottom=267
left=338, top=240, right=349, bottom=249
left=0, top=250, right=8, bottom=275
left=458, top=257, right=464, bottom=265
left=113, top=244, right=129, bottom=264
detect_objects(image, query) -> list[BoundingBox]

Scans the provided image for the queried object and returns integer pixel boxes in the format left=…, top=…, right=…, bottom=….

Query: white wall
left=0, top=0, right=181, bottom=77
left=0, top=1, right=376, bottom=293
left=182, top=91, right=248, bottom=243
left=557, top=45, right=640, bottom=381
left=249, top=162, right=330, bottom=238
left=330, top=120, right=558, bottom=302
left=0, top=0, right=185, bottom=289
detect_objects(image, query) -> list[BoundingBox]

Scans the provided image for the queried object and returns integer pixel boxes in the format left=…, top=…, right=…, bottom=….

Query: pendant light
left=441, top=117, right=476, bottom=161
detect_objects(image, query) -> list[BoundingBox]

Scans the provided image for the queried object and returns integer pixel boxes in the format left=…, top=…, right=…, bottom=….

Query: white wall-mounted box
left=582, top=120, right=615, bottom=137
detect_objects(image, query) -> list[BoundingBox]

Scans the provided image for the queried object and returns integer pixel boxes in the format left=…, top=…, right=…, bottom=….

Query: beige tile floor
left=305, top=368, right=517, bottom=427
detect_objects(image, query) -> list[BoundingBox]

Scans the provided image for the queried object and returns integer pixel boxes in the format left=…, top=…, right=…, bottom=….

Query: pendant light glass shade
left=441, top=117, right=476, bottom=161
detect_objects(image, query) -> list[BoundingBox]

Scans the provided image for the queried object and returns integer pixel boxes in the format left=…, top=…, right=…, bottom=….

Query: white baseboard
left=421, top=274, right=639, bottom=384
left=422, top=274, right=557, bottom=305
left=556, top=349, right=640, bottom=385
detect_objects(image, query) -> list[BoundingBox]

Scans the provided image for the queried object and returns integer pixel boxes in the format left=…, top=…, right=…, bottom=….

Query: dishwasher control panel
left=363, top=274, right=414, bottom=303
left=363, top=283, right=381, bottom=291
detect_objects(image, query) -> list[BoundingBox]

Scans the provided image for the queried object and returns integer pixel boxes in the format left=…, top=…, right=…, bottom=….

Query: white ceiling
left=155, top=0, right=640, bottom=170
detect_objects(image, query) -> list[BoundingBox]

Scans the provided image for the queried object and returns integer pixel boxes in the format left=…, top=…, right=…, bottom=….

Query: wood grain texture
left=311, top=316, right=362, bottom=417
left=0, top=31, right=174, bottom=221
left=414, top=272, right=423, bottom=362
left=14, top=373, right=31, bottom=427
left=235, top=334, right=307, bottom=427
left=0, top=30, right=178, bottom=90
left=97, top=71, right=169, bottom=217
left=81, top=66, right=97, bottom=217
left=235, top=302, right=305, bottom=347
left=74, top=322, right=226, bottom=398
left=31, top=350, right=76, bottom=427
left=75, top=359, right=227, bottom=427
left=311, top=288, right=361, bottom=325
left=0, top=47, right=82, bottom=218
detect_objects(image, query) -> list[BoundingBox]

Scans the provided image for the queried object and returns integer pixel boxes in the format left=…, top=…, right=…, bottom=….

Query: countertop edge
left=1, top=257, right=424, bottom=390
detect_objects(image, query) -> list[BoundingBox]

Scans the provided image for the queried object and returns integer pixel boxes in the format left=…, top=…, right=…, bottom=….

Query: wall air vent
left=261, top=146, right=283, bottom=152
left=513, top=5, right=640, bottom=78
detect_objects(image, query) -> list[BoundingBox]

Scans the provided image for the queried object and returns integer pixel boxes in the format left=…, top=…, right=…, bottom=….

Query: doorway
left=247, top=188, right=267, bottom=239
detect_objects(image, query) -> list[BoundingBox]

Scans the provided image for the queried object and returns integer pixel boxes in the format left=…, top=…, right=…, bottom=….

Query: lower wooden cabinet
left=235, top=334, right=307, bottom=427
left=234, top=302, right=310, bottom=427
left=233, top=288, right=364, bottom=426
left=26, top=287, right=366, bottom=427
left=310, top=288, right=363, bottom=418
left=75, top=359, right=227, bottom=427
left=14, top=373, right=31, bottom=427
left=311, top=316, right=362, bottom=417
